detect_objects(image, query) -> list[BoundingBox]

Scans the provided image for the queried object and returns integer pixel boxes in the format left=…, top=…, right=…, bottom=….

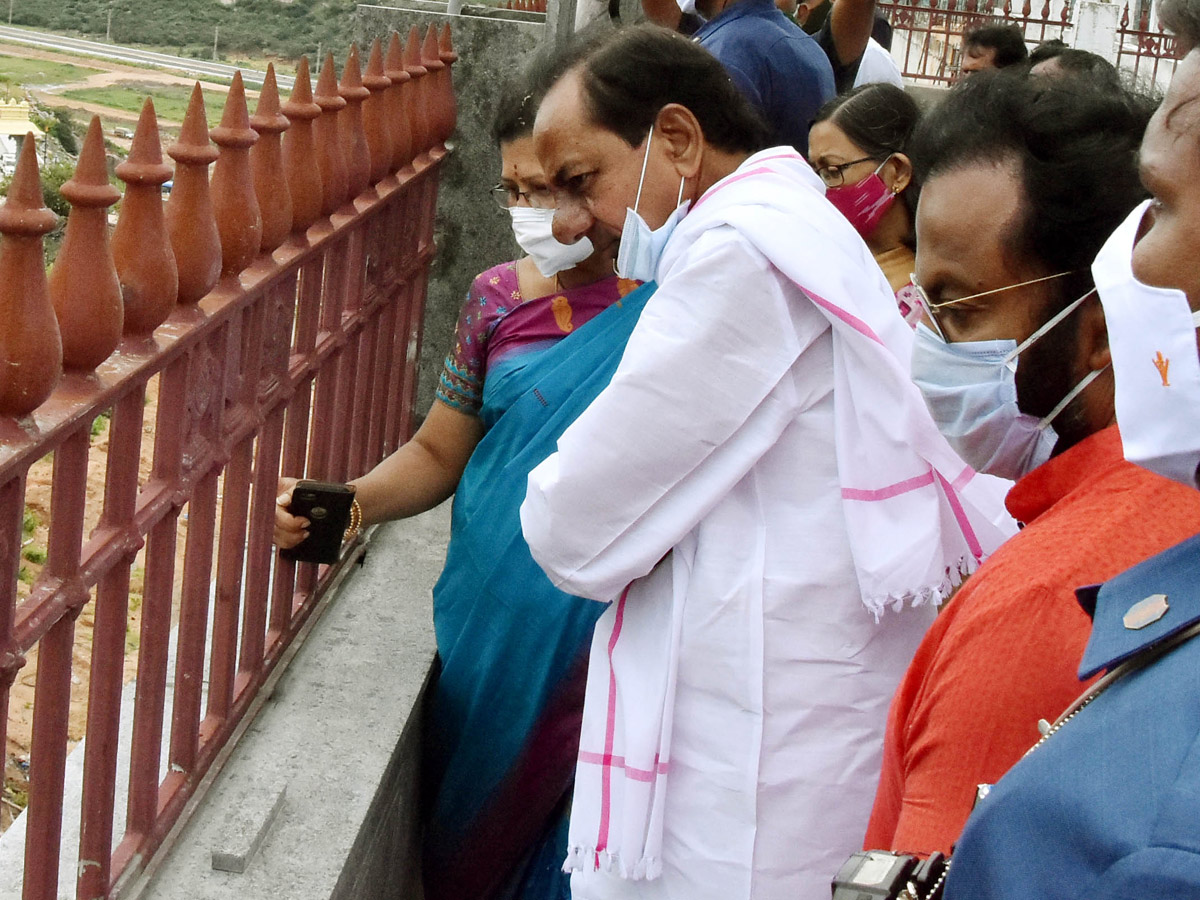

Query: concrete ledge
left=130, top=504, right=450, bottom=900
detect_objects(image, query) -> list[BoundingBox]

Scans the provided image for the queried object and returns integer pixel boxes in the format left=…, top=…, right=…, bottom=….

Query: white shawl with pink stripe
left=522, top=148, right=1015, bottom=896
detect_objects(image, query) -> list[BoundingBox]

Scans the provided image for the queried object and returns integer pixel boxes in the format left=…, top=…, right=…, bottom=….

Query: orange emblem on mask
left=1154, top=351, right=1171, bottom=387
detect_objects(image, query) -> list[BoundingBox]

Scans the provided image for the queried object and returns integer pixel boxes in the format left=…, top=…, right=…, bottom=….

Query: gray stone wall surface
left=357, top=3, right=549, bottom=416
left=126, top=506, right=450, bottom=900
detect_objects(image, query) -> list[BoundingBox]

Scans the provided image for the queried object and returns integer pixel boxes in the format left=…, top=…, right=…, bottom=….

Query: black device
left=832, top=850, right=948, bottom=900
left=280, top=480, right=355, bottom=565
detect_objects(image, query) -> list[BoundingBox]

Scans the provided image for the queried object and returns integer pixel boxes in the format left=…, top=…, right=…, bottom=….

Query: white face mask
left=1094, top=199, right=1200, bottom=488
left=911, top=288, right=1104, bottom=481
left=615, top=124, right=689, bottom=283
left=675, top=0, right=704, bottom=16
left=509, top=205, right=595, bottom=278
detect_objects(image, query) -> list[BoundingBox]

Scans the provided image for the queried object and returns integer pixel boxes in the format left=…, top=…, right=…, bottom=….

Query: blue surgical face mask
left=910, top=288, right=1105, bottom=481
left=615, top=124, right=689, bottom=283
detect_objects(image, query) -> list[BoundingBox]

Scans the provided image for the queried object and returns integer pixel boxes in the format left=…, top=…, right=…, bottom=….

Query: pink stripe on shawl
left=578, top=750, right=671, bottom=783
left=951, top=465, right=976, bottom=492
left=595, top=585, right=630, bottom=857
left=799, top=286, right=885, bottom=345
left=688, top=159, right=886, bottom=348
left=692, top=166, right=780, bottom=210
left=936, top=471, right=984, bottom=562
left=842, top=471, right=935, bottom=501
left=691, top=152, right=808, bottom=210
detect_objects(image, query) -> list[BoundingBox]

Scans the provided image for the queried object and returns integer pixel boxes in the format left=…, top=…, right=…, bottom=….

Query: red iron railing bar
left=77, top=385, right=146, bottom=900
left=2, top=31, right=454, bottom=898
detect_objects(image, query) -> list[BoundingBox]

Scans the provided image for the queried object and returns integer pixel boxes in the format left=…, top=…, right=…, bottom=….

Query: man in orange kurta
left=864, top=425, right=1200, bottom=856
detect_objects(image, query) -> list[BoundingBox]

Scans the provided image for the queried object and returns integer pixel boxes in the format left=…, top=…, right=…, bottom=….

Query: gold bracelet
left=343, top=497, right=363, bottom=543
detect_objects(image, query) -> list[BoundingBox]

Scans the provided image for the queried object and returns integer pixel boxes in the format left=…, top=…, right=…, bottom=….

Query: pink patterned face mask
left=824, top=161, right=896, bottom=239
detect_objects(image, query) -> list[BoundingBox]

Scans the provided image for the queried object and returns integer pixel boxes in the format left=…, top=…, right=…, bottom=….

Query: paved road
left=0, top=23, right=295, bottom=90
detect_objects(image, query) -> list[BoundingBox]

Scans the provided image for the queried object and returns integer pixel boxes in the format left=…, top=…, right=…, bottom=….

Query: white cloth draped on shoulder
left=520, top=148, right=1015, bottom=900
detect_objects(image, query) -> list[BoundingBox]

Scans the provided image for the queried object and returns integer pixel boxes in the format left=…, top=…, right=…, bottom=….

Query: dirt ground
left=2, top=376, right=174, bottom=833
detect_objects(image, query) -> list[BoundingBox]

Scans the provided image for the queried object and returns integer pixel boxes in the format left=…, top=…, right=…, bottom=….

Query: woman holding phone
left=274, top=55, right=650, bottom=900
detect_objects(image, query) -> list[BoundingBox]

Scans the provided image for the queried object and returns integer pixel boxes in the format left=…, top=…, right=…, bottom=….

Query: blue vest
left=946, top=533, right=1200, bottom=899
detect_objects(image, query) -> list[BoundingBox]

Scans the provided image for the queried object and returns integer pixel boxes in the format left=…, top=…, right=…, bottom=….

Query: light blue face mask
left=615, top=124, right=688, bottom=283
left=910, top=288, right=1105, bottom=481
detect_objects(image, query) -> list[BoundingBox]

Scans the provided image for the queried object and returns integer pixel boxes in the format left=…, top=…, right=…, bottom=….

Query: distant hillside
left=10, top=0, right=358, bottom=61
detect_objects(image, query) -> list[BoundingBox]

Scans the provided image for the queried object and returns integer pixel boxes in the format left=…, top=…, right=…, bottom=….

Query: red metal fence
left=879, top=0, right=1072, bottom=84
left=0, top=24, right=456, bottom=900
left=1115, top=1, right=1185, bottom=89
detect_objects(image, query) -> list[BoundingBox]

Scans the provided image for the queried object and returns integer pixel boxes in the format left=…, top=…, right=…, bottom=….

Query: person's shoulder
left=468, top=259, right=520, bottom=295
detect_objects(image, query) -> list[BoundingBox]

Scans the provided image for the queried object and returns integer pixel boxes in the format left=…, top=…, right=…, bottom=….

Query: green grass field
left=62, top=82, right=229, bottom=125
left=0, top=54, right=102, bottom=85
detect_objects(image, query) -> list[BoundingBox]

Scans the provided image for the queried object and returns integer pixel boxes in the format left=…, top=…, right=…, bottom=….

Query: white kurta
left=520, top=150, right=1005, bottom=900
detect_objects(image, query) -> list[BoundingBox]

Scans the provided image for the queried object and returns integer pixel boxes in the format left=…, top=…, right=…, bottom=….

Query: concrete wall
left=357, top=3, right=550, bottom=416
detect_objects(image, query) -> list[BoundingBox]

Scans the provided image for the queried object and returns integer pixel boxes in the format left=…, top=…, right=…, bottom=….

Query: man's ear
left=883, top=153, right=913, bottom=194
left=1082, top=293, right=1112, bottom=372
left=655, top=103, right=705, bottom=179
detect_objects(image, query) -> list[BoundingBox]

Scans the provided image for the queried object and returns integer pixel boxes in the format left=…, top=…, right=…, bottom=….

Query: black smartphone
left=280, top=480, right=355, bottom=565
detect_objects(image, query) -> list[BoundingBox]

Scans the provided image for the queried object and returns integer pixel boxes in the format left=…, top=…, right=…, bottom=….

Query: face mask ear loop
left=1004, top=288, right=1097, bottom=371
left=676, top=175, right=686, bottom=208
left=633, top=123, right=655, bottom=217
left=1038, top=364, right=1109, bottom=431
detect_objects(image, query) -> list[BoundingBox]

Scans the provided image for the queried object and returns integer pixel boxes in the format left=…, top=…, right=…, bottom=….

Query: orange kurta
left=865, top=425, right=1200, bottom=856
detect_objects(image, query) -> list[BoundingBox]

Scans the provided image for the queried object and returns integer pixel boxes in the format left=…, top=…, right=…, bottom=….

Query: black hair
left=491, top=41, right=590, bottom=146
left=1030, top=47, right=1123, bottom=91
left=1026, top=38, right=1067, bottom=65
left=814, top=83, right=921, bottom=158
left=963, top=24, right=1030, bottom=67
left=544, top=24, right=770, bottom=153
left=1160, top=0, right=1200, bottom=49
left=910, top=70, right=1151, bottom=311
left=813, top=83, right=922, bottom=232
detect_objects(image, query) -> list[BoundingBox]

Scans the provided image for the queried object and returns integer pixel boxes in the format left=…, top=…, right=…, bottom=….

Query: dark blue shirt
left=946, top=533, right=1200, bottom=900
left=694, top=0, right=835, bottom=154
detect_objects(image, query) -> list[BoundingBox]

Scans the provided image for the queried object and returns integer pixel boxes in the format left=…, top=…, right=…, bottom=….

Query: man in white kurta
left=520, top=148, right=1012, bottom=900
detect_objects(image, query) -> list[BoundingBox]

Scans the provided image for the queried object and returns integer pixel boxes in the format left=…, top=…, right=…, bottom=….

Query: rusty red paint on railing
left=879, top=0, right=1073, bottom=84
left=1, top=31, right=455, bottom=900
left=251, top=64, right=294, bottom=254
left=1115, top=1, right=1184, bottom=87
left=314, top=53, right=350, bottom=217
left=51, top=117, right=122, bottom=370
left=0, top=137, right=62, bottom=417
left=167, top=85, right=222, bottom=305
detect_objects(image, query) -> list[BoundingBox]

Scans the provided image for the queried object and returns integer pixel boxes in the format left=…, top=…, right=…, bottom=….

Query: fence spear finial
left=362, top=38, right=394, bottom=184
left=314, top=52, right=349, bottom=215
left=282, top=56, right=324, bottom=232
left=339, top=44, right=372, bottom=202
left=0, top=133, right=61, bottom=414
left=210, top=70, right=263, bottom=277
left=384, top=31, right=413, bottom=171
left=51, top=115, right=122, bottom=371
left=113, top=97, right=178, bottom=336
left=251, top=63, right=293, bottom=252
left=167, top=84, right=222, bottom=303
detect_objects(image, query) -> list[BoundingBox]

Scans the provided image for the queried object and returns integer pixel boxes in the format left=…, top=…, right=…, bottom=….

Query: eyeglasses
left=813, top=156, right=882, bottom=188
left=489, top=183, right=556, bottom=210
left=910, top=270, right=1080, bottom=341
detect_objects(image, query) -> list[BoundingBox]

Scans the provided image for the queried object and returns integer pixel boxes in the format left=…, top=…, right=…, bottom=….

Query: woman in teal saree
left=275, top=69, right=654, bottom=900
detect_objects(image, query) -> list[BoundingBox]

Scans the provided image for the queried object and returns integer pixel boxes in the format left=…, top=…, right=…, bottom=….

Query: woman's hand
left=274, top=477, right=310, bottom=549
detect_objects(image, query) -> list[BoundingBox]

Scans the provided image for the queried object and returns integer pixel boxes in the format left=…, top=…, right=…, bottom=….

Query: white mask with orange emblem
left=1094, top=199, right=1200, bottom=488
